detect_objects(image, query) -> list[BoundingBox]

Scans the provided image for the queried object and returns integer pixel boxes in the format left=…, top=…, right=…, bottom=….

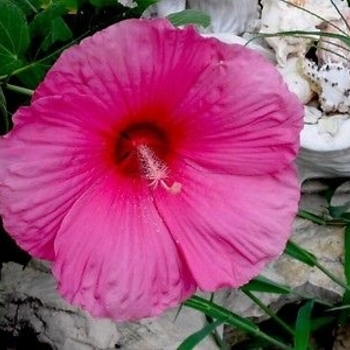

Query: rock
left=0, top=262, right=119, bottom=350
left=0, top=262, right=218, bottom=349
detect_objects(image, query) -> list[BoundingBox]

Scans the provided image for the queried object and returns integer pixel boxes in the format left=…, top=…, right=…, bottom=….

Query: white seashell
left=302, top=60, right=350, bottom=113
left=304, top=105, right=322, bottom=124
left=298, top=115, right=350, bottom=180
left=316, top=7, right=350, bottom=68
left=277, top=57, right=315, bottom=104
left=260, top=0, right=348, bottom=66
left=301, top=113, right=350, bottom=151
left=187, top=0, right=261, bottom=34
left=156, top=0, right=186, bottom=17
left=318, top=115, right=342, bottom=136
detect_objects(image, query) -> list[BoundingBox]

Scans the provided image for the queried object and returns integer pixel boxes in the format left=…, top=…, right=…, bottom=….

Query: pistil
left=137, top=145, right=181, bottom=194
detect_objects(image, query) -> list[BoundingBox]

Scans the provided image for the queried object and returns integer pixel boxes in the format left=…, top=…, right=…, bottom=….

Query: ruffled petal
left=172, top=43, right=303, bottom=176
left=34, top=19, right=220, bottom=117
left=53, top=171, right=196, bottom=321
left=0, top=94, right=117, bottom=259
left=154, top=163, right=300, bottom=290
left=34, top=19, right=303, bottom=176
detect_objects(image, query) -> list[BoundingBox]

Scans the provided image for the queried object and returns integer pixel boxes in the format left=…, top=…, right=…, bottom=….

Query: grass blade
left=177, top=319, right=223, bottom=350
left=184, top=295, right=292, bottom=350
left=284, top=241, right=318, bottom=267
left=167, top=9, right=211, bottom=28
left=294, top=300, right=314, bottom=350
left=242, top=275, right=291, bottom=294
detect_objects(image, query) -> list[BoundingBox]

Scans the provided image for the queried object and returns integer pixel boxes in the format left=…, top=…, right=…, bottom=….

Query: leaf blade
left=167, top=9, right=211, bottom=28
left=294, top=300, right=314, bottom=350
left=177, top=319, right=223, bottom=350
left=0, top=0, right=30, bottom=75
left=242, top=275, right=291, bottom=294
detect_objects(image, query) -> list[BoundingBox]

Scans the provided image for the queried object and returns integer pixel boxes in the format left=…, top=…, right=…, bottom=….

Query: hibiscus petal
left=154, top=164, right=299, bottom=290
left=53, top=172, right=196, bottom=321
left=172, top=43, right=304, bottom=176
left=0, top=94, right=117, bottom=259
left=34, top=19, right=218, bottom=116
left=34, top=19, right=303, bottom=176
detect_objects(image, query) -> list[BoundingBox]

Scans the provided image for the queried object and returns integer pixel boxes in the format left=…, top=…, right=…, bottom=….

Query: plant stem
left=242, top=290, right=295, bottom=336
left=5, top=84, right=34, bottom=97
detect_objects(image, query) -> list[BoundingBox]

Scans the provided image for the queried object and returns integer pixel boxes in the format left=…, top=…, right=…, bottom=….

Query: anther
left=137, top=145, right=181, bottom=195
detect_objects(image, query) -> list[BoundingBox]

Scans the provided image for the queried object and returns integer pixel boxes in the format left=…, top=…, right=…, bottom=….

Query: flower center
left=115, top=123, right=181, bottom=194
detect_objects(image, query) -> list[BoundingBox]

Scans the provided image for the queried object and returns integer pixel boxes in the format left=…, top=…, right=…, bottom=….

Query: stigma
left=137, top=145, right=182, bottom=195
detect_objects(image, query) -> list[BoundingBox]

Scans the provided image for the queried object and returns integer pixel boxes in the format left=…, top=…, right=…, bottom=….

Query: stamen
left=137, top=145, right=181, bottom=194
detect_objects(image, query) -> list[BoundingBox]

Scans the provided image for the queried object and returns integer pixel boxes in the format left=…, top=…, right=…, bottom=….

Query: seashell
left=303, top=105, right=322, bottom=124
left=187, top=0, right=261, bottom=35
left=316, top=7, right=350, bottom=68
left=156, top=0, right=186, bottom=17
left=298, top=113, right=350, bottom=181
left=260, top=0, right=347, bottom=66
left=277, top=57, right=315, bottom=104
left=301, top=60, right=350, bottom=113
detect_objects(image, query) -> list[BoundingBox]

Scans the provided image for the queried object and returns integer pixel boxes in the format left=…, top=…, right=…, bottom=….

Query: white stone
left=304, top=105, right=322, bottom=124
left=318, top=115, right=342, bottom=136
left=0, top=263, right=119, bottom=350
left=0, top=262, right=218, bottom=349
left=188, top=0, right=260, bottom=35
left=300, top=113, right=350, bottom=151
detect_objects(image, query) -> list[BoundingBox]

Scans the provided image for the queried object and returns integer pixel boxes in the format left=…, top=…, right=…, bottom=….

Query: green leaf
left=9, top=0, right=41, bottom=15
left=177, top=319, right=223, bottom=350
left=89, top=0, right=117, bottom=8
left=167, top=9, right=211, bottom=28
left=184, top=295, right=257, bottom=332
left=16, top=59, right=52, bottom=89
left=327, top=304, right=350, bottom=312
left=242, top=275, right=291, bottom=294
left=0, top=0, right=30, bottom=75
left=56, top=0, right=78, bottom=12
left=344, top=225, right=350, bottom=285
left=297, top=209, right=326, bottom=225
left=184, top=295, right=292, bottom=350
left=294, top=300, right=314, bottom=350
left=329, top=202, right=350, bottom=219
left=29, top=3, right=72, bottom=51
left=0, top=85, right=9, bottom=134
left=337, top=225, right=350, bottom=325
left=284, top=241, right=318, bottom=267
left=309, top=316, right=335, bottom=332
left=324, top=178, right=350, bottom=205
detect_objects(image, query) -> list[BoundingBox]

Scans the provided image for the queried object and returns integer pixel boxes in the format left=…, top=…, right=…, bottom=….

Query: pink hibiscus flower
left=0, top=19, right=303, bottom=321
